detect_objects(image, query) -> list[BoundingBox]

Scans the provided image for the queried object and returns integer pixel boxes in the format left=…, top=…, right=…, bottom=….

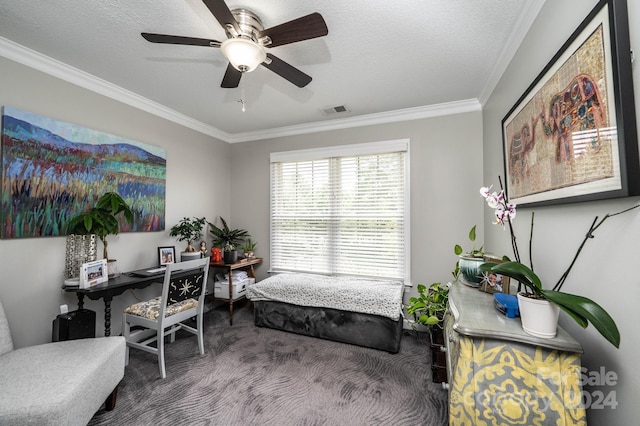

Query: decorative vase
left=517, top=293, right=560, bottom=338
left=64, top=234, right=98, bottom=279
left=458, top=255, right=484, bottom=287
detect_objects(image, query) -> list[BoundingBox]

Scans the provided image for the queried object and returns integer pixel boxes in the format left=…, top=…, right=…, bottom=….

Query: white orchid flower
left=480, top=186, right=492, bottom=198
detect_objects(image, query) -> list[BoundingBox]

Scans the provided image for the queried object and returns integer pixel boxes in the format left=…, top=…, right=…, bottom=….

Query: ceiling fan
left=141, top=0, right=328, bottom=88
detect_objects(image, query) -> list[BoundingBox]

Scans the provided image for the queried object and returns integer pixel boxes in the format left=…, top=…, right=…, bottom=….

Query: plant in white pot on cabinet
left=478, top=180, right=636, bottom=347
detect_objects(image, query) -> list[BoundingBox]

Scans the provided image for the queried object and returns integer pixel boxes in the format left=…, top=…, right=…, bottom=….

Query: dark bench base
left=253, top=300, right=402, bottom=353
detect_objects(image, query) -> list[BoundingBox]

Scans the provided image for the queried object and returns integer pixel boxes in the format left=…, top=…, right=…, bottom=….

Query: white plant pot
left=181, top=251, right=201, bottom=262
left=517, top=293, right=560, bottom=339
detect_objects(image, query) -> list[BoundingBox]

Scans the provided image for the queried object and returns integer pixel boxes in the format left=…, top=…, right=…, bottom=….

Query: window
left=270, top=140, right=409, bottom=281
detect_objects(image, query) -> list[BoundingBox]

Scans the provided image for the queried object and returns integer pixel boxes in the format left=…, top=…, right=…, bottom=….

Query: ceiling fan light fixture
left=221, top=38, right=266, bottom=73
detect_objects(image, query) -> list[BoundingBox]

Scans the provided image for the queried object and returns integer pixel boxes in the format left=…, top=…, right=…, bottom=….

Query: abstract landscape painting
left=1, top=106, right=166, bottom=239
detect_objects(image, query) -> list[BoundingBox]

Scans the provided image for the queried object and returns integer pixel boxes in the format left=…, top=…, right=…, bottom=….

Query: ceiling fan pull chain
left=238, top=80, right=247, bottom=112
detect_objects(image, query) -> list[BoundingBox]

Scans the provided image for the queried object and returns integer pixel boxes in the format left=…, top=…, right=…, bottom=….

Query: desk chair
left=122, top=257, right=209, bottom=378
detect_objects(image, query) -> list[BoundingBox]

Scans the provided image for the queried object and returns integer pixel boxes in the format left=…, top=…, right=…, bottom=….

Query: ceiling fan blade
left=259, top=13, right=328, bottom=48
left=221, top=63, right=242, bottom=88
left=202, top=0, right=241, bottom=35
left=262, top=53, right=312, bottom=88
left=141, top=33, right=221, bottom=47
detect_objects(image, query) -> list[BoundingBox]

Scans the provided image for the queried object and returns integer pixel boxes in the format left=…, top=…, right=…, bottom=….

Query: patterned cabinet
left=445, top=281, right=586, bottom=425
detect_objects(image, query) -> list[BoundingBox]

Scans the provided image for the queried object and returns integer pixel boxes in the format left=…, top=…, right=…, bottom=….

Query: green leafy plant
left=452, top=225, right=484, bottom=279
left=478, top=181, right=638, bottom=348
left=406, top=282, right=449, bottom=330
left=240, top=238, right=257, bottom=253
left=65, top=192, right=134, bottom=260
left=169, top=217, right=206, bottom=252
left=454, top=225, right=483, bottom=257
left=208, top=217, right=249, bottom=249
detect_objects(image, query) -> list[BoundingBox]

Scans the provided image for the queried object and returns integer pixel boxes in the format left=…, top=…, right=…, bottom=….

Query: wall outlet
left=60, top=304, right=68, bottom=314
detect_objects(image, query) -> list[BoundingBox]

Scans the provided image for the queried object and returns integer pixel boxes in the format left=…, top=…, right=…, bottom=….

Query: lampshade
left=221, top=38, right=266, bottom=73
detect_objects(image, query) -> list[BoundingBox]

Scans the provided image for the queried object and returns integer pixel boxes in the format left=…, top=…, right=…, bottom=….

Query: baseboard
left=403, top=318, right=428, bottom=332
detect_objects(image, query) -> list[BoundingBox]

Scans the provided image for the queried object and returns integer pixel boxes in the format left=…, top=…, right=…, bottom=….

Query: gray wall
left=229, top=113, right=485, bottom=301
left=483, top=0, right=640, bottom=423
left=0, top=56, right=230, bottom=348
left=0, top=53, right=484, bottom=348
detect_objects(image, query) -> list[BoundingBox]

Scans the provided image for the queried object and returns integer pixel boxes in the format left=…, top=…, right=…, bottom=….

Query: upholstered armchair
left=0, top=299, right=125, bottom=426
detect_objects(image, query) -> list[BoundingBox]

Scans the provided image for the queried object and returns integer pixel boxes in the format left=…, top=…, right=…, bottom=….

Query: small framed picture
left=80, top=259, right=108, bottom=289
left=480, top=257, right=510, bottom=294
left=158, top=246, right=176, bottom=266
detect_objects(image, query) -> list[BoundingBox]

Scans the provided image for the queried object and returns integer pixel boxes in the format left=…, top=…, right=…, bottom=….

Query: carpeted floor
left=89, top=303, right=448, bottom=426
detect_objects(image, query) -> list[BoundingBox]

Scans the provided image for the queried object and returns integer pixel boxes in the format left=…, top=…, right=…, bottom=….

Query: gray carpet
left=89, top=303, right=448, bottom=426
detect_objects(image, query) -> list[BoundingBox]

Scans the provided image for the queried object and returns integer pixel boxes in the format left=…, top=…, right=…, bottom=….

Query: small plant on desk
left=169, top=217, right=206, bottom=253
left=65, top=192, right=134, bottom=261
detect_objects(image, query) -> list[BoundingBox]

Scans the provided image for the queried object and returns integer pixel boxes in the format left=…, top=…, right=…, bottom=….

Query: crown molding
left=478, top=0, right=547, bottom=106
left=0, top=36, right=231, bottom=141
left=1, top=36, right=482, bottom=144
left=226, top=99, right=482, bottom=143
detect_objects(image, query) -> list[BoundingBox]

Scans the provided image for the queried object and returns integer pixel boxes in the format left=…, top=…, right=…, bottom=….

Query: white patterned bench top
left=247, top=273, right=404, bottom=321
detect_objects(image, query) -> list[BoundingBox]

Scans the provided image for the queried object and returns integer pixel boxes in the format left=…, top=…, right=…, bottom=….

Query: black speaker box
left=52, top=309, right=96, bottom=341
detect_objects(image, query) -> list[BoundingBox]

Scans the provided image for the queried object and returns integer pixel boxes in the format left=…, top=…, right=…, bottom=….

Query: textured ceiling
left=0, top=0, right=545, bottom=142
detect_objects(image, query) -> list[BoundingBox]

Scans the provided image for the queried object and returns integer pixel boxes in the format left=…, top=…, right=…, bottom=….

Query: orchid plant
left=478, top=179, right=637, bottom=348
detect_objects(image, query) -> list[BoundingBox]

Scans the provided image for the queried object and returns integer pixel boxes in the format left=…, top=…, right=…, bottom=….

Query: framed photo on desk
left=80, top=259, right=108, bottom=289
left=158, top=246, right=176, bottom=266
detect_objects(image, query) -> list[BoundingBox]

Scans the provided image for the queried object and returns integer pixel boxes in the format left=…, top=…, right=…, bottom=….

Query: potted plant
left=223, top=243, right=237, bottom=263
left=208, top=217, right=249, bottom=263
left=407, top=282, right=449, bottom=331
left=169, top=217, right=206, bottom=260
left=240, top=239, right=257, bottom=258
left=477, top=181, right=635, bottom=347
left=65, top=192, right=134, bottom=277
left=453, top=225, right=485, bottom=286
left=406, top=282, right=450, bottom=382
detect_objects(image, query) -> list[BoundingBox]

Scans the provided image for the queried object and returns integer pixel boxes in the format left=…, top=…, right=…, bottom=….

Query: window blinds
left=270, top=141, right=408, bottom=280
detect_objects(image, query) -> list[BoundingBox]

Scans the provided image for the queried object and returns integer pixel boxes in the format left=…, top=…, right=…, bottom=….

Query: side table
left=210, top=257, right=262, bottom=325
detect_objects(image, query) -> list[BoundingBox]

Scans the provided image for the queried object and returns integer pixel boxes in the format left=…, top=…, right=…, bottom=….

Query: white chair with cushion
left=123, top=257, right=210, bottom=378
left=0, top=299, right=125, bottom=426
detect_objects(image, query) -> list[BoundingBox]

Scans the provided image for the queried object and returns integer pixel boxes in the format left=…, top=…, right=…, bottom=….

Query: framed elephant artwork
left=501, top=0, right=639, bottom=207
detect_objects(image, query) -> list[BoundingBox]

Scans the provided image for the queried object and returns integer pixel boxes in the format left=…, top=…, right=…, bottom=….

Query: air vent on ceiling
left=321, top=105, right=350, bottom=116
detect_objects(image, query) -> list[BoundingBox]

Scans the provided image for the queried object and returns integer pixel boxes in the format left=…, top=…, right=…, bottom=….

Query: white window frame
left=269, top=139, right=410, bottom=283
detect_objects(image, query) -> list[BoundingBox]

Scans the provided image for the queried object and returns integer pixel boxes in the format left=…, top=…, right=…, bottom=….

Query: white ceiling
left=0, top=0, right=545, bottom=142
